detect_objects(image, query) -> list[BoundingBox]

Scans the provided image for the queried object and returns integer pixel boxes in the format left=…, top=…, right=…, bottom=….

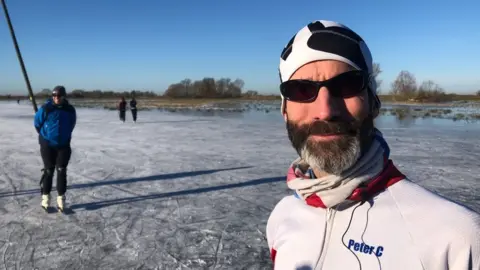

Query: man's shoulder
left=68, top=104, right=76, bottom=113
left=266, top=195, right=302, bottom=243
left=59, top=102, right=76, bottom=113
left=64, top=100, right=75, bottom=109
left=388, top=179, right=478, bottom=215
left=387, top=179, right=480, bottom=241
left=267, top=194, right=319, bottom=227
left=41, top=101, right=54, bottom=111
left=267, top=196, right=297, bottom=223
left=387, top=179, right=480, bottom=268
left=270, top=195, right=303, bottom=214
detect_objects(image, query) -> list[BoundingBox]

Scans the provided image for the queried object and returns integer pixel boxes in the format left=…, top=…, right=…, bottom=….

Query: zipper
left=315, top=207, right=337, bottom=269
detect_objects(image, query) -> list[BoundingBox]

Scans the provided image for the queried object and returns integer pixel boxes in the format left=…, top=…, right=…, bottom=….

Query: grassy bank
left=378, top=94, right=480, bottom=103
left=65, top=97, right=480, bottom=122
left=65, top=96, right=279, bottom=110
left=4, top=94, right=480, bottom=121
left=64, top=94, right=479, bottom=110
left=379, top=107, right=480, bottom=121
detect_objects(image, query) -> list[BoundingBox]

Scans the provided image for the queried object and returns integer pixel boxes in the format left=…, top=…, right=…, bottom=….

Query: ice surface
left=0, top=101, right=478, bottom=269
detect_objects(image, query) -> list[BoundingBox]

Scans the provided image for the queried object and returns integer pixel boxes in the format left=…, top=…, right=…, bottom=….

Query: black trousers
left=131, top=109, right=137, bottom=122
left=39, top=137, right=72, bottom=196
left=119, top=110, right=126, bottom=122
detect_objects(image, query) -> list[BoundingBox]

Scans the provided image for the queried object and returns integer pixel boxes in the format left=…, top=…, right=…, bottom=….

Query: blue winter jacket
left=34, top=99, right=76, bottom=147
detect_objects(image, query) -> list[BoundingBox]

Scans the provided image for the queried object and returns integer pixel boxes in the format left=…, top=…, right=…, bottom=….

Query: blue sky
left=1, top=0, right=479, bottom=95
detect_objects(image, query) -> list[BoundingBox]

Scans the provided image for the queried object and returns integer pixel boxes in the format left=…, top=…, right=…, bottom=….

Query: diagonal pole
left=1, top=0, right=38, bottom=112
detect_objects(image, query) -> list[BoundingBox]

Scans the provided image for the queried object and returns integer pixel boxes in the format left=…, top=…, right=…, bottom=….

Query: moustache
left=307, top=120, right=361, bottom=137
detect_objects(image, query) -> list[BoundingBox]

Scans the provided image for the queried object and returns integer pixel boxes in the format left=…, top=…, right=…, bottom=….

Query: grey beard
left=300, top=135, right=361, bottom=175
left=286, top=116, right=373, bottom=176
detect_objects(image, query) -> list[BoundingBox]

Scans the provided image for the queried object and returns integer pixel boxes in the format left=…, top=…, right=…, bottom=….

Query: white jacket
left=266, top=178, right=480, bottom=270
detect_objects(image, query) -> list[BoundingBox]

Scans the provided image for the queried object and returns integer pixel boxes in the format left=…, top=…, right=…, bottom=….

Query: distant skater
left=130, top=97, right=137, bottom=122
left=34, top=85, right=76, bottom=212
left=118, top=97, right=127, bottom=122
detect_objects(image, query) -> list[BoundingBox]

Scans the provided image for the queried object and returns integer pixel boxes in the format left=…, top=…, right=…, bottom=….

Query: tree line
left=163, top=78, right=248, bottom=98
left=388, top=70, right=466, bottom=102
left=1, top=65, right=479, bottom=101
left=27, top=65, right=383, bottom=100
left=374, top=63, right=480, bottom=102
left=26, top=77, right=262, bottom=99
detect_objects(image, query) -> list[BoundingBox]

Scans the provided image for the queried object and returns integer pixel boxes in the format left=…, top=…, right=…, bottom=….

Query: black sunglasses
left=280, top=70, right=371, bottom=102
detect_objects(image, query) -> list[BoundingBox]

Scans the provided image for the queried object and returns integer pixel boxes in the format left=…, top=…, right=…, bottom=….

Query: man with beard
left=266, top=20, right=479, bottom=270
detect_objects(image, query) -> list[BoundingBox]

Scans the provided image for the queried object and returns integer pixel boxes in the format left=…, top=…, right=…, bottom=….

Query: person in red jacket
left=118, top=96, right=127, bottom=122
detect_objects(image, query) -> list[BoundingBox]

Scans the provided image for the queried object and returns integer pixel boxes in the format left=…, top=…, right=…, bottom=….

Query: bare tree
left=215, top=78, right=229, bottom=97
left=164, top=77, right=245, bottom=98
left=232, top=78, right=245, bottom=90
left=372, top=62, right=382, bottom=93
left=180, top=79, right=191, bottom=97
left=390, top=70, right=417, bottom=100
left=201, top=77, right=217, bottom=97
left=244, top=90, right=259, bottom=96
left=164, top=83, right=186, bottom=98
left=418, top=80, right=444, bottom=94
left=414, top=80, right=450, bottom=102
left=226, top=78, right=244, bottom=98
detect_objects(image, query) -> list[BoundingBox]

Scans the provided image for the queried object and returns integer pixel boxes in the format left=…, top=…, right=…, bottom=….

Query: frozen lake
left=0, top=101, right=479, bottom=269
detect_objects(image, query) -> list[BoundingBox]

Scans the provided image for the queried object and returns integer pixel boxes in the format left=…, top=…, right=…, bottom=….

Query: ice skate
left=41, top=194, right=50, bottom=210
left=57, top=195, right=66, bottom=212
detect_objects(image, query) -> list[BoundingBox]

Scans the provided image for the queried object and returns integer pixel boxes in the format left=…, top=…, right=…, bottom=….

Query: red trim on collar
left=305, top=160, right=405, bottom=208
left=270, top=248, right=277, bottom=264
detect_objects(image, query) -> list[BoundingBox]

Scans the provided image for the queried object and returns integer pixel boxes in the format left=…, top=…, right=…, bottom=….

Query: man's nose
left=308, top=87, right=342, bottom=121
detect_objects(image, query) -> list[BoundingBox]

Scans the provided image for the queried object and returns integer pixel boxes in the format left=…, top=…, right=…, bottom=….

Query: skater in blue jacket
left=34, top=85, right=76, bottom=212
